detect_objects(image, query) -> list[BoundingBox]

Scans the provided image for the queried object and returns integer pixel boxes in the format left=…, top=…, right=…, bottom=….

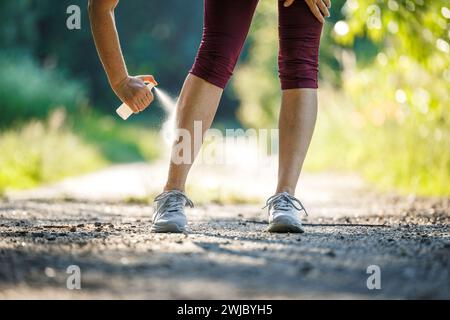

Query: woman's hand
left=284, top=0, right=331, bottom=23
left=112, top=75, right=157, bottom=113
left=89, top=1, right=157, bottom=114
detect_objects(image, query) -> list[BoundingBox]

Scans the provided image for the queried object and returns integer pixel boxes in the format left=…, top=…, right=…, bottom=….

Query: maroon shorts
left=190, top=0, right=323, bottom=90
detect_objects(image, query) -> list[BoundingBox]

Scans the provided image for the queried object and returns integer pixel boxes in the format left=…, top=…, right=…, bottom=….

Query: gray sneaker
left=151, top=190, right=194, bottom=233
left=264, top=192, right=307, bottom=233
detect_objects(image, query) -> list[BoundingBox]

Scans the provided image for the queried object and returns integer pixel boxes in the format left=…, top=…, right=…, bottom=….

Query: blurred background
left=0, top=0, right=449, bottom=198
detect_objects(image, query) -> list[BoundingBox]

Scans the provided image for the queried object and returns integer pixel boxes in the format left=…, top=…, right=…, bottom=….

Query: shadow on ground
left=0, top=199, right=449, bottom=299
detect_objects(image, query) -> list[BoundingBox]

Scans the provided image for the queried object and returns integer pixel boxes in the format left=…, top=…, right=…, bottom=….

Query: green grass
left=0, top=52, right=160, bottom=195
left=0, top=115, right=105, bottom=193
left=72, top=110, right=161, bottom=163
left=305, top=91, right=450, bottom=197
left=0, top=109, right=162, bottom=194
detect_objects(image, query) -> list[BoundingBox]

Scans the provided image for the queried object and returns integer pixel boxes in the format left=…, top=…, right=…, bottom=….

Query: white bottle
left=116, top=82, right=157, bottom=120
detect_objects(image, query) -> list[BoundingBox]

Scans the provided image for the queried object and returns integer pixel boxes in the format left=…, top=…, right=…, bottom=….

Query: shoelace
left=153, top=190, right=194, bottom=221
left=262, top=192, right=308, bottom=216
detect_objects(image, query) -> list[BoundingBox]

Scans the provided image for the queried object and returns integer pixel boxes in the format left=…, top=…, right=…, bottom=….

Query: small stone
left=77, top=224, right=85, bottom=228
left=326, top=250, right=336, bottom=258
left=32, top=232, right=45, bottom=238
left=69, top=226, right=77, bottom=232
left=94, top=222, right=102, bottom=227
left=44, top=267, right=56, bottom=278
left=46, top=235, right=56, bottom=241
left=300, top=263, right=313, bottom=274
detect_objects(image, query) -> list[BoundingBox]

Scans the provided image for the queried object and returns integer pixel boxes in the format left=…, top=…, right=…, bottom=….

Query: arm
left=88, top=0, right=156, bottom=113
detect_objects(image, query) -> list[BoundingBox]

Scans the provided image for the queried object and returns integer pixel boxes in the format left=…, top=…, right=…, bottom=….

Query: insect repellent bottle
left=116, top=80, right=158, bottom=120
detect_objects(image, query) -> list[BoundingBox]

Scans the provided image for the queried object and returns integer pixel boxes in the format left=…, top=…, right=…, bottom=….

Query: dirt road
left=0, top=163, right=449, bottom=299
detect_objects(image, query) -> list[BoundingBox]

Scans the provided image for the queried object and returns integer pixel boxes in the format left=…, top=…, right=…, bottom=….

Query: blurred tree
left=234, top=0, right=449, bottom=127
left=0, top=0, right=207, bottom=114
left=331, top=0, right=450, bottom=195
left=233, top=0, right=350, bottom=128
left=233, top=0, right=450, bottom=195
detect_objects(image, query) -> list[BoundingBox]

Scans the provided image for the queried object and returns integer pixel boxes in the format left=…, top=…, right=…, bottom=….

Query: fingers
left=144, top=90, right=154, bottom=105
left=317, top=0, right=330, bottom=18
left=139, top=92, right=153, bottom=110
left=134, top=89, right=154, bottom=113
left=323, top=0, right=331, bottom=8
left=125, top=96, right=145, bottom=113
left=283, top=0, right=295, bottom=7
left=127, top=100, right=140, bottom=113
left=133, top=97, right=147, bottom=113
left=136, top=74, right=158, bottom=86
left=138, top=98, right=148, bottom=112
left=306, top=0, right=325, bottom=23
left=118, top=75, right=156, bottom=114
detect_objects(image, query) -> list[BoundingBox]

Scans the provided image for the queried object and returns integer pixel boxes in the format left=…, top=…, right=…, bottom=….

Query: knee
left=278, top=45, right=320, bottom=90
left=190, top=39, right=240, bottom=89
left=278, top=16, right=322, bottom=90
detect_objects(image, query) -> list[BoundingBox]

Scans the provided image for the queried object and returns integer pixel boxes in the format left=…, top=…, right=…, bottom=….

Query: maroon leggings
left=190, top=0, right=323, bottom=90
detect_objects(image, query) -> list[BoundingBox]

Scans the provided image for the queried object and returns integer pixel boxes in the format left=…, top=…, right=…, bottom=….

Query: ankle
left=275, top=186, right=295, bottom=195
left=164, top=184, right=185, bottom=193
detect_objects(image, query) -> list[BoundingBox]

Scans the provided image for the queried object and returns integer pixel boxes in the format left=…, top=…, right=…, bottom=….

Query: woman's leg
left=164, top=0, right=259, bottom=192
left=164, top=74, right=222, bottom=191
left=277, top=89, right=318, bottom=195
left=276, top=0, right=323, bottom=195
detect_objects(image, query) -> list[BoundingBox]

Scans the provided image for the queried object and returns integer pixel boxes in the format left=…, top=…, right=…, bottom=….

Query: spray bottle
left=116, top=79, right=158, bottom=120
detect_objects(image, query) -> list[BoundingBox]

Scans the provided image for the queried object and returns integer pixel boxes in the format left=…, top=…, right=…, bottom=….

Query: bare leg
left=164, top=74, right=223, bottom=192
left=276, top=88, right=318, bottom=195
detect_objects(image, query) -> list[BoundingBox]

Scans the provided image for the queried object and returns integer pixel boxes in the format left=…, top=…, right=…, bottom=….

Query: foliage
left=0, top=111, right=106, bottom=193
left=0, top=0, right=209, bottom=114
left=0, top=109, right=163, bottom=193
left=0, top=52, right=88, bottom=127
left=0, top=0, right=448, bottom=195
left=234, top=0, right=450, bottom=196
left=73, top=111, right=161, bottom=163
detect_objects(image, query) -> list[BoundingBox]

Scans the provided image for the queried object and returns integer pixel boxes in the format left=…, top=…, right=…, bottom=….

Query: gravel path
left=0, top=163, right=449, bottom=299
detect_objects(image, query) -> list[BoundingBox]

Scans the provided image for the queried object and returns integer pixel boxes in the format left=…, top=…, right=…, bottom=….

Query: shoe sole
left=268, top=216, right=304, bottom=233
left=151, top=222, right=186, bottom=233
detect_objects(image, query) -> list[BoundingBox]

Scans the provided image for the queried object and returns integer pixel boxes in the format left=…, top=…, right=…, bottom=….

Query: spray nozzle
left=145, top=78, right=158, bottom=89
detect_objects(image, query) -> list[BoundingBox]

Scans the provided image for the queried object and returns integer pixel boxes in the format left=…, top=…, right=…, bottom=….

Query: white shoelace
left=153, top=190, right=194, bottom=221
left=263, top=192, right=308, bottom=216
